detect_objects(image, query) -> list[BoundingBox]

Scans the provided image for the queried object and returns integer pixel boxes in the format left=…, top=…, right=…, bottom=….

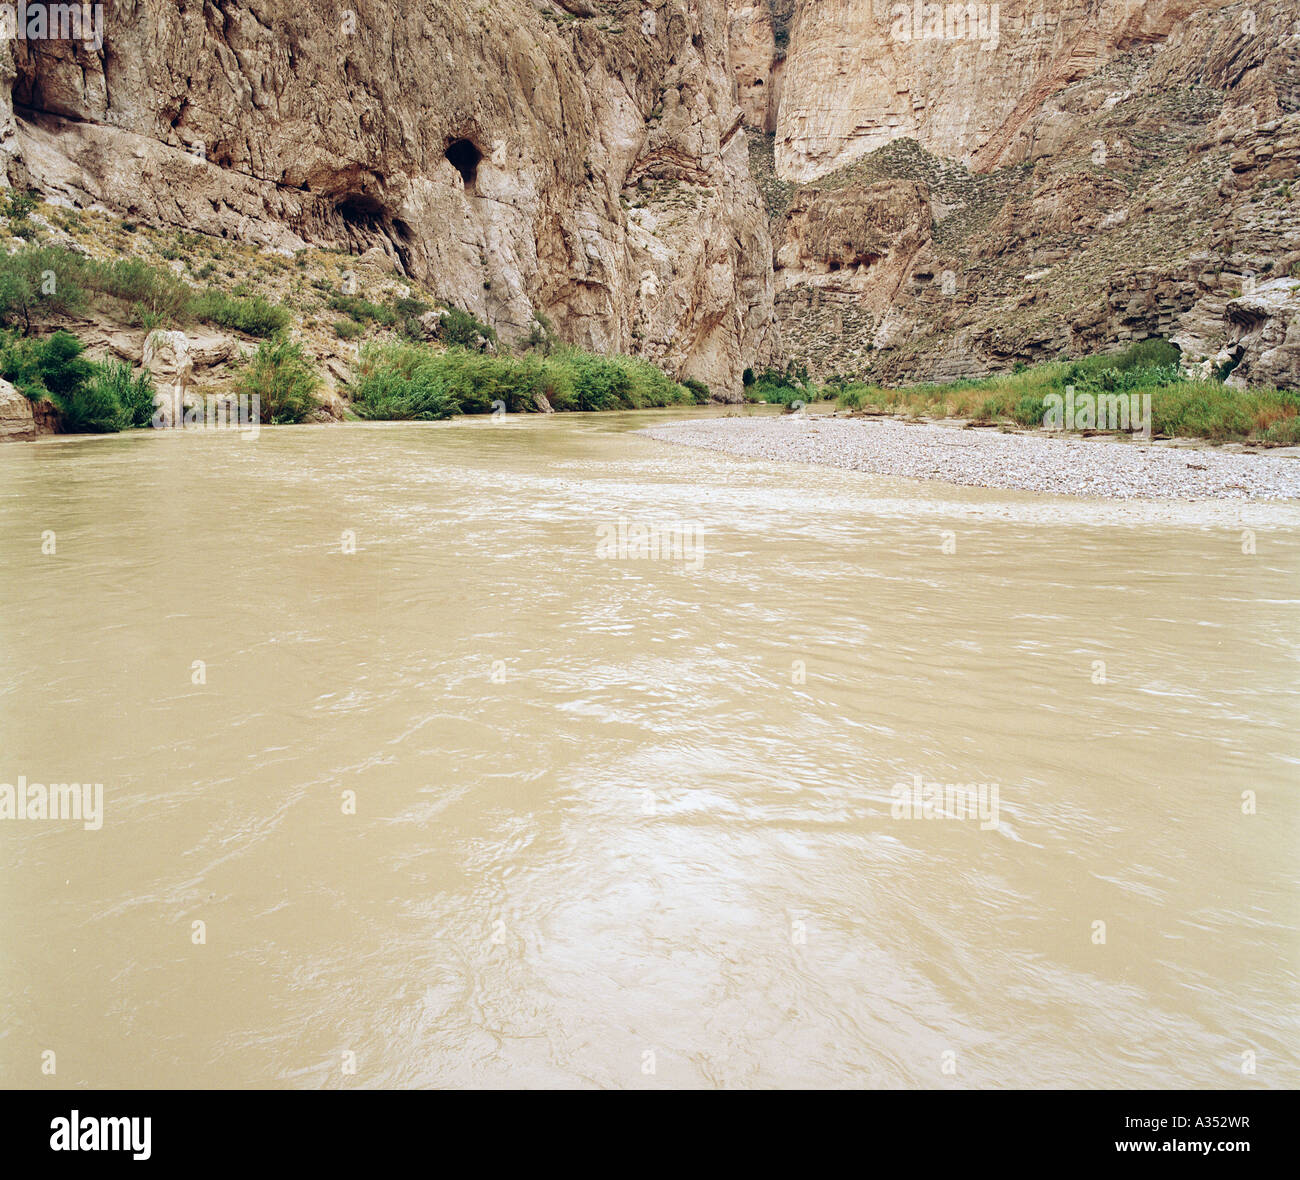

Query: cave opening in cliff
left=336, top=193, right=385, bottom=231
left=445, top=139, right=482, bottom=194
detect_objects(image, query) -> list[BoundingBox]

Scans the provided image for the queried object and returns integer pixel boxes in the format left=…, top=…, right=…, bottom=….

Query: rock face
left=0, top=377, right=36, bottom=440
left=1, top=0, right=778, bottom=399
left=3, top=0, right=1298, bottom=400
left=773, top=0, right=1230, bottom=183
left=737, top=0, right=1300, bottom=387
left=1223, top=278, right=1300, bottom=390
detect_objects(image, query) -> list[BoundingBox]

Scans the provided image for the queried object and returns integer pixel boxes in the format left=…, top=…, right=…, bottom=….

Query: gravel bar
left=639, top=415, right=1300, bottom=501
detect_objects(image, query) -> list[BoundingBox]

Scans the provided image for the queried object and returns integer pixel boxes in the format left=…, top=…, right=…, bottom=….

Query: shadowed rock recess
left=1, top=0, right=1297, bottom=397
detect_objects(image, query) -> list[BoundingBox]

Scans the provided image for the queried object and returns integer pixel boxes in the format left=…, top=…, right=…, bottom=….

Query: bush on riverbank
left=235, top=337, right=322, bottom=424
left=348, top=341, right=694, bottom=419
left=0, top=330, right=157, bottom=432
left=351, top=341, right=459, bottom=420
left=833, top=340, right=1300, bottom=445
left=745, top=365, right=815, bottom=406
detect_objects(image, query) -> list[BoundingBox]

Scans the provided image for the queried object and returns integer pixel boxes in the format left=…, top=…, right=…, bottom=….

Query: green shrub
left=351, top=341, right=459, bottom=420
left=392, top=296, right=430, bottom=340
left=1, top=188, right=40, bottom=240
left=436, top=305, right=497, bottom=349
left=682, top=377, right=711, bottom=405
left=333, top=319, right=366, bottom=340
left=0, top=330, right=94, bottom=401
left=191, top=289, right=291, bottom=336
left=1261, top=414, right=1300, bottom=446
left=86, top=360, right=156, bottom=428
left=431, top=350, right=521, bottom=414
left=523, top=312, right=558, bottom=355
left=562, top=351, right=631, bottom=410
left=0, top=331, right=160, bottom=432
left=0, top=246, right=87, bottom=328
left=56, top=378, right=128, bottom=433
left=327, top=293, right=397, bottom=326
left=36, top=333, right=119, bottom=432
left=751, top=368, right=810, bottom=405
left=234, top=337, right=321, bottom=424
left=1115, top=337, right=1180, bottom=371
left=348, top=341, right=689, bottom=418
left=1011, top=393, right=1046, bottom=426
left=1, top=188, right=39, bottom=222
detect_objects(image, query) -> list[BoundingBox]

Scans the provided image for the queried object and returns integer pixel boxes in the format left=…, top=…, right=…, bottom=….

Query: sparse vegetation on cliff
left=0, top=244, right=292, bottom=336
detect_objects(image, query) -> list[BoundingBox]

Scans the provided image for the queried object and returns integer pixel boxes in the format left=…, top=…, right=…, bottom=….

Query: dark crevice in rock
left=445, top=139, right=482, bottom=194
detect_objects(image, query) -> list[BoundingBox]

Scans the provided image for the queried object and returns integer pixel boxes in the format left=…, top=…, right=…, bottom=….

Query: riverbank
left=639, top=414, right=1300, bottom=500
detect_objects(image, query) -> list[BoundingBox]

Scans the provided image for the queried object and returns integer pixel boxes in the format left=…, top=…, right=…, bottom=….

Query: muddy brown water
left=1, top=408, right=1297, bottom=1088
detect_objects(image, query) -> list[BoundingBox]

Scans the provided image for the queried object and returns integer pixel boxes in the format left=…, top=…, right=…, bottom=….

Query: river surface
left=2, top=408, right=1297, bottom=1089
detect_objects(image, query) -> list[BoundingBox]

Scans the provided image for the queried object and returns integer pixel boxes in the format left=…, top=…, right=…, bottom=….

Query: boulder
left=1224, top=278, right=1300, bottom=390
left=0, top=378, right=36, bottom=440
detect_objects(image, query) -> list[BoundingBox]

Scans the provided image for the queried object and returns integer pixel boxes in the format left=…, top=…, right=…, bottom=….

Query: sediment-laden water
left=2, top=409, right=1297, bottom=1088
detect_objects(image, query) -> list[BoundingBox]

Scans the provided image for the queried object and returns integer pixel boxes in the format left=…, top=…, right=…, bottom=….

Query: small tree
left=0, top=247, right=86, bottom=330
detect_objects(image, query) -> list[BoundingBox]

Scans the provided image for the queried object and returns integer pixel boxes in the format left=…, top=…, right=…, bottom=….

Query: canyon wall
left=0, top=0, right=779, bottom=399
left=2, top=0, right=1298, bottom=396
left=735, top=0, right=1300, bottom=386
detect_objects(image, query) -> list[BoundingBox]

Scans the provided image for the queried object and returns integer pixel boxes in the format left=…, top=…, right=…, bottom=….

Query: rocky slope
left=1, top=0, right=778, bottom=400
left=733, top=0, right=1300, bottom=387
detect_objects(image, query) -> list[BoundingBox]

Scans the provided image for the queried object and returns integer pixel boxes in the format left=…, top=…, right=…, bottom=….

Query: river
left=2, top=408, right=1297, bottom=1088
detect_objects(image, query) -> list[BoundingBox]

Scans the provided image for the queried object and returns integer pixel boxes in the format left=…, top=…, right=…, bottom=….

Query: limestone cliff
left=736, top=0, right=1300, bottom=387
left=1, top=0, right=778, bottom=399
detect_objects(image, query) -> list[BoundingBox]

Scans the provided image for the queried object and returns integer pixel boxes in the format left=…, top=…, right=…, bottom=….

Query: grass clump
left=233, top=336, right=321, bottom=424
left=85, top=360, right=157, bottom=428
left=832, top=338, right=1300, bottom=444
